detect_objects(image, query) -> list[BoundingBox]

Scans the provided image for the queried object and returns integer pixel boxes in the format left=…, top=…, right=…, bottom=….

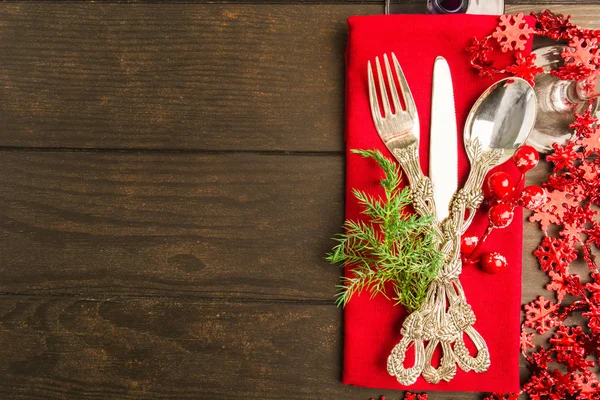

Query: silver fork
left=367, top=53, right=437, bottom=221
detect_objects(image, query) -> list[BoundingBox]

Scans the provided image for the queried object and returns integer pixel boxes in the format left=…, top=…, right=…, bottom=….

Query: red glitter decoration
left=533, top=9, right=576, bottom=41
left=403, top=393, right=428, bottom=400
left=587, top=272, right=600, bottom=303
left=466, top=37, right=496, bottom=79
left=483, top=394, right=519, bottom=400
left=546, top=142, right=581, bottom=171
left=474, top=111, right=600, bottom=400
left=583, top=303, right=600, bottom=334
left=549, top=326, right=594, bottom=372
left=569, top=109, right=598, bottom=137
left=507, top=110, right=599, bottom=399
left=468, top=10, right=600, bottom=85
left=504, top=52, right=544, bottom=86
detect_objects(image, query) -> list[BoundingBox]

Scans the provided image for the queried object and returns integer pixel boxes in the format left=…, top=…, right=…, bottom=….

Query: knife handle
left=392, top=143, right=438, bottom=223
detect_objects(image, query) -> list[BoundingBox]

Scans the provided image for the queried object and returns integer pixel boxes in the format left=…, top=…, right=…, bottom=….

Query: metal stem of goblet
left=528, top=45, right=600, bottom=153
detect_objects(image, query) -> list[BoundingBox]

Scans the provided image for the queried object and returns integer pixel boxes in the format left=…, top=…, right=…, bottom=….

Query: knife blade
left=430, top=56, right=458, bottom=222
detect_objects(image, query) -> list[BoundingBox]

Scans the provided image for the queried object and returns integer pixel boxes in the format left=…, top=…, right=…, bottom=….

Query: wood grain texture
left=0, top=151, right=345, bottom=300
left=0, top=150, right=550, bottom=304
left=0, top=4, right=382, bottom=152
left=3, top=4, right=599, bottom=151
left=0, top=296, right=525, bottom=400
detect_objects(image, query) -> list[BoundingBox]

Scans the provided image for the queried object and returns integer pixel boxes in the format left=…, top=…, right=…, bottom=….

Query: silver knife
left=430, top=57, right=458, bottom=222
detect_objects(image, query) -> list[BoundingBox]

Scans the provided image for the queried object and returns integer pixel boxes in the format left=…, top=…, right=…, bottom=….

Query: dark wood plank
left=0, top=3, right=384, bottom=152
left=508, top=3, right=600, bottom=23
left=4, top=4, right=599, bottom=152
left=0, top=149, right=553, bottom=304
left=0, top=151, right=345, bottom=300
left=0, top=295, right=503, bottom=400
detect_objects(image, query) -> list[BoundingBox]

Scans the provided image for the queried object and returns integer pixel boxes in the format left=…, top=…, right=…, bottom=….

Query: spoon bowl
left=464, top=77, right=537, bottom=164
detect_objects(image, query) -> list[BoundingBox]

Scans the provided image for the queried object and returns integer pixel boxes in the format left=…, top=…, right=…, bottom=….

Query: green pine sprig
left=326, top=149, right=443, bottom=312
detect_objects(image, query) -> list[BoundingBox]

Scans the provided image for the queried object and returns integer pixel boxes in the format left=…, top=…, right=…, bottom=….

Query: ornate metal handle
left=387, top=138, right=500, bottom=385
left=392, top=143, right=442, bottom=237
left=456, top=138, right=504, bottom=233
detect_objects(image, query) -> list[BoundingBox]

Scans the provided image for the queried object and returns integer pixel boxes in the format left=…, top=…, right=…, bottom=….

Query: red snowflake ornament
left=559, top=220, right=585, bottom=244
left=583, top=303, right=600, bottom=334
left=573, top=373, right=600, bottom=400
left=586, top=272, right=600, bottom=303
left=522, top=370, right=561, bottom=400
left=578, top=160, right=599, bottom=181
left=586, top=332, right=600, bottom=360
left=577, top=127, right=600, bottom=156
left=524, top=296, right=561, bottom=334
left=492, top=13, right=536, bottom=52
left=520, top=328, right=535, bottom=353
left=527, top=348, right=555, bottom=370
left=562, top=36, right=600, bottom=68
left=533, top=236, right=578, bottom=275
left=545, top=189, right=580, bottom=219
left=546, top=142, right=581, bottom=172
left=529, top=207, right=560, bottom=232
left=549, top=326, right=594, bottom=372
left=552, top=62, right=592, bottom=81
left=546, top=271, right=583, bottom=302
left=505, top=52, right=544, bottom=85
left=530, top=188, right=582, bottom=232
left=569, top=109, right=598, bottom=138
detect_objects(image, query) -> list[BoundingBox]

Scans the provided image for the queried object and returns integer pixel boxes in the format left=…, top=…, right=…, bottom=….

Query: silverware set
left=366, top=52, right=537, bottom=385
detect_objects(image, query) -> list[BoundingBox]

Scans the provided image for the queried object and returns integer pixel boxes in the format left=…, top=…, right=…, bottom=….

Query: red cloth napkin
left=344, top=14, right=534, bottom=393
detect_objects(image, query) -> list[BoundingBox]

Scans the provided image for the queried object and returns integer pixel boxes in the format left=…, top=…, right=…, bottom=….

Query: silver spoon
left=464, top=77, right=537, bottom=165
left=459, top=77, right=537, bottom=231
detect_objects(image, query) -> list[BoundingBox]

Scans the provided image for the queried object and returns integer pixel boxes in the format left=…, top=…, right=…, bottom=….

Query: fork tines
left=367, top=52, right=418, bottom=144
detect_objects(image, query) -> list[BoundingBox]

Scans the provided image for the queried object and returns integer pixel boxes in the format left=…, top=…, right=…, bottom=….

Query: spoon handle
left=454, top=138, right=504, bottom=234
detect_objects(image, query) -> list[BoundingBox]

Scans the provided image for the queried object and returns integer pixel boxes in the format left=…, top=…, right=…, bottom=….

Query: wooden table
left=0, top=2, right=598, bottom=399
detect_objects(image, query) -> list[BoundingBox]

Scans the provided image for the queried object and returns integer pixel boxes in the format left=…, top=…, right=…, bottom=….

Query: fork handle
left=392, top=143, right=437, bottom=221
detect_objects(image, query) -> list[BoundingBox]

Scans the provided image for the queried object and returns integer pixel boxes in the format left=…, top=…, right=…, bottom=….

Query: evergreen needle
left=326, top=149, right=443, bottom=312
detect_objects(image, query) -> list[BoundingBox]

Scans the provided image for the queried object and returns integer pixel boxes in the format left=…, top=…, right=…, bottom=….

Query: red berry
left=488, top=204, right=514, bottom=228
left=487, top=171, right=516, bottom=200
left=460, top=235, right=479, bottom=255
left=480, top=252, right=507, bottom=274
left=512, top=145, right=539, bottom=173
left=520, top=185, right=546, bottom=210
